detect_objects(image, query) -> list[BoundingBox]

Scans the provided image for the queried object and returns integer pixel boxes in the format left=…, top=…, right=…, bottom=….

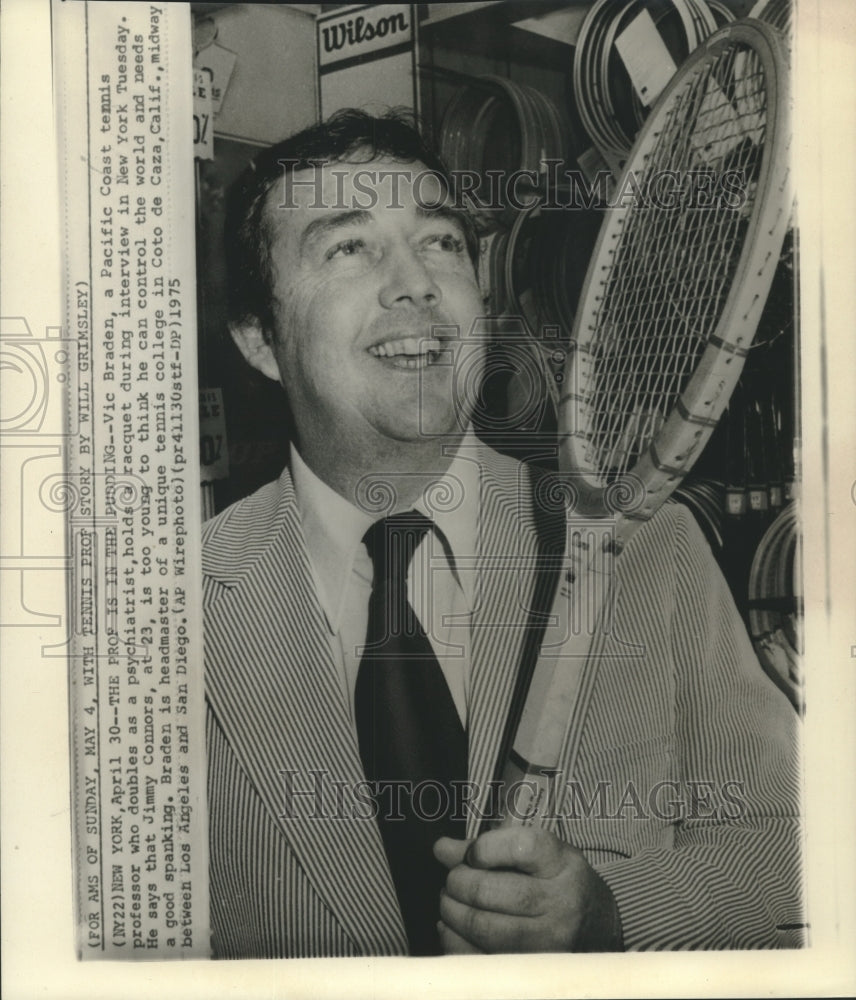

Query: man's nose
left=378, top=244, right=442, bottom=308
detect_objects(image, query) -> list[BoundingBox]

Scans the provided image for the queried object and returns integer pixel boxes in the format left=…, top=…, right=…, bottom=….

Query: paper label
left=53, top=0, right=210, bottom=959
left=615, top=8, right=678, bottom=108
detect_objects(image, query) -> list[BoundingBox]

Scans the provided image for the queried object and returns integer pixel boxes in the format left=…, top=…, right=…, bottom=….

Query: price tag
left=199, top=387, right=229, bottom=482
left=193, top=67, right=213, bottom=160
left=194, top=41, right=237, bottom=116
left=749, top=488, right=769, bottom=512
left=726, top=490, right=747, bottom=516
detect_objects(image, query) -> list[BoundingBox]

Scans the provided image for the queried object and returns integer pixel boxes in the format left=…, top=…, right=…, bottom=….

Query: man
left=202, top=109, right=803, bottom=959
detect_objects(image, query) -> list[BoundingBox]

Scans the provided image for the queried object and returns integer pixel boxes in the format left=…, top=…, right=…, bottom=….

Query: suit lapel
left=204, top=473, right=406, bottom=954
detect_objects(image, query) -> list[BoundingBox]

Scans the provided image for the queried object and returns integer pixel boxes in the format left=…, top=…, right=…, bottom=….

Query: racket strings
left=582, top=42, right=769, bottom=478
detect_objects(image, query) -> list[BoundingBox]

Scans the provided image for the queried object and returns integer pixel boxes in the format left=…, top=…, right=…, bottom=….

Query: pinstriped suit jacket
left=202, top=445, right=803, bottom=958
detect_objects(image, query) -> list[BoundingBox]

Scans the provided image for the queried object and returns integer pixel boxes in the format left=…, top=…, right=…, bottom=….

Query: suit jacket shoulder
left=201, top=446, right=558, bottom=574
left=201, top=469, right=297, bottom=598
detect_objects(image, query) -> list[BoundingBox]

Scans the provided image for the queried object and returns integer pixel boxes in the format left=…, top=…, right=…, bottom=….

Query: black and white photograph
left=1, top=0, right=855, bottom=997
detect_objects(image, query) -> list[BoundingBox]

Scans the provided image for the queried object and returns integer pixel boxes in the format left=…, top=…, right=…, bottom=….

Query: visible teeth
left=369, top=337, right=443, bottom=358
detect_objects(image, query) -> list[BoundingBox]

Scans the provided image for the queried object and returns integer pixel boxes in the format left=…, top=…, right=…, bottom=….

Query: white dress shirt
left=290, top=440, right=480, bottom=727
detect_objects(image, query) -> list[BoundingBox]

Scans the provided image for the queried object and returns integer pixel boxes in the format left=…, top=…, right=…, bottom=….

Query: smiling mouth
left=367, top=336, right=447, bottom=370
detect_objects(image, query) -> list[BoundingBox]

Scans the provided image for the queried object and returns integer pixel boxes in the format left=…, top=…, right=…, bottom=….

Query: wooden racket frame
left=489, top=20, right=792, bottom=831
left=562, top=19, right=792, bottom=527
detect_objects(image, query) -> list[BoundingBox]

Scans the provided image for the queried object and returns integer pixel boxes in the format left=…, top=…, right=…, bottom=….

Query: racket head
left=559, top=19, right=792, bottom=525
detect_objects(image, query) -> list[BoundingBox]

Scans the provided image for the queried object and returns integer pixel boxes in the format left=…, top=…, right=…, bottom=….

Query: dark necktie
left=354, top=510, right=468, bottom=956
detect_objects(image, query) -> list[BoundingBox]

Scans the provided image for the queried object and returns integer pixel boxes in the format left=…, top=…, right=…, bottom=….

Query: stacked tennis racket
left=488, top=19, right=794, bottom=828
left=750, top=0, right=792, bottom=39
left=492, top=202, right=603, bottom=414
left=572, top=0, right=722, bottom=172
left=440, top=75, right=568, bottom=223
left=671, top=478, right=726, bottom=553
left=748, top=501, right=803, bottom=714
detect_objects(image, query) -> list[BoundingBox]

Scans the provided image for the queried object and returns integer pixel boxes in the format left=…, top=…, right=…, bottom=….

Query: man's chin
left=376, top=409, right=467, bottom=447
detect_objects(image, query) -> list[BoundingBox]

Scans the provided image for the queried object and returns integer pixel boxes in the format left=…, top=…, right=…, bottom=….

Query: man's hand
left=433, top=827, right=623, bottom=954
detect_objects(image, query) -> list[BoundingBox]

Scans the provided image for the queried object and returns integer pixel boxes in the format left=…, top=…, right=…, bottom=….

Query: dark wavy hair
left=224, top=108, right=479, bottom=339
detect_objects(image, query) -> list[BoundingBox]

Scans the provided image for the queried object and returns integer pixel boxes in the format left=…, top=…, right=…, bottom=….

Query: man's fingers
left=436, top=920, right=483, bottom=955
left=464, top=826, right=570, bottom=878
left=443, top=863, right=545, bottom=917
left=439, top=889, right=539, bottom=952
left=433, top=836, right=472, bottom=870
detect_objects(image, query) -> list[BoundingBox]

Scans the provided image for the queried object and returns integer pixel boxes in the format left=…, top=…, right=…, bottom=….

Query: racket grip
left=487, top=622, right=599, bottom=832
left=491, top=751, right=556, bottom=827
left=490, top=750, right=562, bottom=830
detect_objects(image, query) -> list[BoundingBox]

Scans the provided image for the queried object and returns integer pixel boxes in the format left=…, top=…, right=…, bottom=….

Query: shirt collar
left=290, top=434, right=481, bottom=633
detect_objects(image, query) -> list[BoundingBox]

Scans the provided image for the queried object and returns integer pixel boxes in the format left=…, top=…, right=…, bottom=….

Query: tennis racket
left=488, top=19, right=793, bottom=830
left=748, top=500, right=803, bottom=715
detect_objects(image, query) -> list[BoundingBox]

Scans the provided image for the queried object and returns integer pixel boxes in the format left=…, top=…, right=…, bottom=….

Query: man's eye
left=425, top=233, right=465, bottom=253
left=326, top=238, right=366, bottom=260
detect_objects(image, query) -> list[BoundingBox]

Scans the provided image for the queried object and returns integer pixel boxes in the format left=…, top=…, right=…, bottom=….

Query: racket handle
left=480, top=521, right=618, bottom=834
left=491, top=752, right=559, bottom=830
left=489, top=587, right=604, bottom=831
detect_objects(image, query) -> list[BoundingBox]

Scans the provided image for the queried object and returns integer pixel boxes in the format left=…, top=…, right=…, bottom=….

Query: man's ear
left=229, top=319, right=282, bottom=383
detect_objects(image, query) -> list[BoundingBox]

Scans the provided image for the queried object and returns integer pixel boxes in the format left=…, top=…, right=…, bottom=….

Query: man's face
left=249, top=158, right=484, bottom=453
